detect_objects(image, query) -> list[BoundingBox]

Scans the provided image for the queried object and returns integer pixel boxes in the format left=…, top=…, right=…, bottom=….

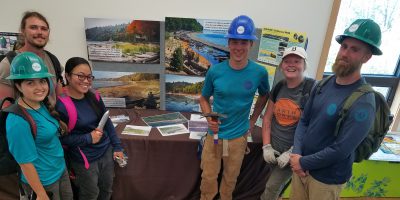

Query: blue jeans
left=71, top=146, right=114, bottom=200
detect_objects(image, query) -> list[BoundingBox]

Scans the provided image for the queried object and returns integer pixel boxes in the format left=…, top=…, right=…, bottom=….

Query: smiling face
left=66, top=63, right=93, bottom=98
left=21, top=16, right=49, bottom=49
left=16, top=78, right=49, bottom=107
left=280, top=54, right=306, bottom=80
left=228, top=39, right=253, bottom=68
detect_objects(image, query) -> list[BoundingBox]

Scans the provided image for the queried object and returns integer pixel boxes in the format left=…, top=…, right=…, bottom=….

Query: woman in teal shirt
left=6, top=52, right=72, bottom=200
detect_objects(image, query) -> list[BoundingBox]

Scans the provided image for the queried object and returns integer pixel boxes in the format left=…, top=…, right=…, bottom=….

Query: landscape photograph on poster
left=165, top=74, right=204, bottom=112
left=0, top=32, right=20, bottom=56
left=165, top=17, right=231, bottom=76
left=84, top=18, right=160, bottom=63
left=92, top=70, right=160, bottom=109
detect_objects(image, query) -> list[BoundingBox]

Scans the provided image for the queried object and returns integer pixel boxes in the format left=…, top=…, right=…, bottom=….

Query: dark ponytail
left=43, top=96, right=68, bottom=135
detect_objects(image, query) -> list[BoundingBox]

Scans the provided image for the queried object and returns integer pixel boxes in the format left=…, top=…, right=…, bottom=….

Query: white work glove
left=276, top=146, right=293, bottom=168
left=262, top=144, right=280, bottom=164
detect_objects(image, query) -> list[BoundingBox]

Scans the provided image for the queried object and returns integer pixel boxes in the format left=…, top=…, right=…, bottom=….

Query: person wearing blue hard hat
left=199, top=15, right=270, bottom=200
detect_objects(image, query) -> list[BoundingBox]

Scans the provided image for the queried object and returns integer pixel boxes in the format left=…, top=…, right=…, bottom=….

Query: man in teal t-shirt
left=199, top=15, right=269, bottom=200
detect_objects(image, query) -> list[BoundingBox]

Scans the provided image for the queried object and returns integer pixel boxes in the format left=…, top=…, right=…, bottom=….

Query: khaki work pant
left=200, top=134, right=247, bottom=200
left=290, top=173, right=343, bottom=200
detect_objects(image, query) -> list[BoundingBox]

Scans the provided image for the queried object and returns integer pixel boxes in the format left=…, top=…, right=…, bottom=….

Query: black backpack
left=0, top=54, right=6, bottom=62
left=316, top=75, right=393, bottom=162
left=271, top=77, right=316, bottom=109
left=0, top=97, right=37, bottom=175
left=4, top=50, right=65, bottom=86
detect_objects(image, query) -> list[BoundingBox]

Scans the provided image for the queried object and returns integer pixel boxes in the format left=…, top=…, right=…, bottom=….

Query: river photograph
left=93, top=70, right=160, bottom=109
left=165, top=17, right=231, bottom=76
left=165, top=74, right=204, bottom=112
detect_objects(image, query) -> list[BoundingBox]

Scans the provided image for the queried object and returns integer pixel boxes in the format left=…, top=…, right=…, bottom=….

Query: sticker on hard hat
left=348, top=24, right=359, bottom=32
left=236, top=26, right=245, bottom=34
left=32, top=63, right=42, bottom=72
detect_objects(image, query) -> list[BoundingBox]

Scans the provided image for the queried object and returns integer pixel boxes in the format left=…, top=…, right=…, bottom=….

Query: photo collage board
left=85, top=17, right=308, bottom=113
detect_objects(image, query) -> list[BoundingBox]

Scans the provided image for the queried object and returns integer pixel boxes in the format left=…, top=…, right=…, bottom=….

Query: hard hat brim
left=335, top=35, right=382, bottom=55
left=6, top=72, right=54, bottom=80
left=225, top=34, right=258, bottom=41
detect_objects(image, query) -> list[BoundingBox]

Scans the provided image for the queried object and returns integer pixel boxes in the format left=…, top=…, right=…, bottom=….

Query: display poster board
left=257, top=27, right=308, bottom=67
left=92, top=70, right=160, bottom=109
left=0, top=32, right=20, bottom=56
left=84, top=18, right=160, bottom=64
left=165, top=17, right=231, bottom=76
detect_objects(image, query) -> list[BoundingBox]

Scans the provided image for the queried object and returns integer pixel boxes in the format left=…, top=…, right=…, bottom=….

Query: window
left=323, top=0, right=400, bottom=106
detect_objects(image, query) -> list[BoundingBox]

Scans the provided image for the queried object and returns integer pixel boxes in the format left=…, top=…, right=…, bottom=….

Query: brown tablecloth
left=111, top=109, right=270, bottom=200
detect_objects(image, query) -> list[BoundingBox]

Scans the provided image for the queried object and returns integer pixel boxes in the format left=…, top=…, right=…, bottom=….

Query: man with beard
left=289, top=19, right=382, bottom=200
left=0, top=11, right=63, bottom=200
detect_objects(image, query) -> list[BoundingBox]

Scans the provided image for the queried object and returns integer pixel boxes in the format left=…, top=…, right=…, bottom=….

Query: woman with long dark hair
left=56, top=57, right=124, bottom=200
left=6, top=52, right=73, bottom=200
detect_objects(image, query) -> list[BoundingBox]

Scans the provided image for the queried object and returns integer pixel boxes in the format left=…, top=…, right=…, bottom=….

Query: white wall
left=0, top=0, right=334, bottom=78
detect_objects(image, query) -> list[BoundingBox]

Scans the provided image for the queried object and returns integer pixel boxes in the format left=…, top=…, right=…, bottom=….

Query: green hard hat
left=335, top=19, right=382, bottom=55
left=6, top=52, right=54, bottom=80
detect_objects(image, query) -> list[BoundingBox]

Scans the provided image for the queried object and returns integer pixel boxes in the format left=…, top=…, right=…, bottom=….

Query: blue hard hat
left=225, top=15, right=257, bottom=40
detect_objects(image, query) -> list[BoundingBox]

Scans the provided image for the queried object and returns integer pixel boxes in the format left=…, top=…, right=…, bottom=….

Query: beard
left=332, top=57, right=361, bottom=78
left=26, top=35, right=48, bottom=49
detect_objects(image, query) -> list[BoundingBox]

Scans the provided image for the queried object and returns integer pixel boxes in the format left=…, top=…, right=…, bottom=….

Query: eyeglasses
left=71, top=73, right=95, bottom=81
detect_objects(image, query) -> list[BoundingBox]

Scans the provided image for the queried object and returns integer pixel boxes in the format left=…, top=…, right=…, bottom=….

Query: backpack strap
left=58, top=88, right=78, bottom=133
left=3, top=100, right=37, bottom=137
left=91, top=88, right=101, bottom=101
left=299, top=77, right=316, bottom=109
left=333, top=83, right=374, bottom=136
left=316, top=75, right=335, bottom=94
left=0, top=97, right=15, bottom=109
left=44, top=50, right=65, bottom=86
left=0, top=54, right=6, bottom=62
left=5, top=51, right=17, bottom=63
left=271, top=80, right=285, bottom=103
left=57, top=88, right=101, bottom=132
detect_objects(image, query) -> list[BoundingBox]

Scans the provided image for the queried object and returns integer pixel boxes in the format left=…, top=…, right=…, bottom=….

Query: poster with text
left=84, top=18, right=160, bottom=64
left=165, top=17, right=231, bottom=76
left=257, top=27, right=308, bottom=67
left=0, top=32, right=20, bottom=56
left=92, top=70, right=160, bottom=109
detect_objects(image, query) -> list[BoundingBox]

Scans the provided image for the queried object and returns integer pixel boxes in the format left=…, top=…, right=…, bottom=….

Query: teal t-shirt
left=6, top=105, right=65, bottom=186
left=202, top=60, right=269, bottom=139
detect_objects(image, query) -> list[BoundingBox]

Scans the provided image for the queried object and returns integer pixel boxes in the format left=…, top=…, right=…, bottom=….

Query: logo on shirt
left=354, top=109, right=369, bottom=122
left=243, top=80, right=253, bottom=90
left=327, top=103, right=337, bottom=116
left=274, top=98, right=301, bottom=126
